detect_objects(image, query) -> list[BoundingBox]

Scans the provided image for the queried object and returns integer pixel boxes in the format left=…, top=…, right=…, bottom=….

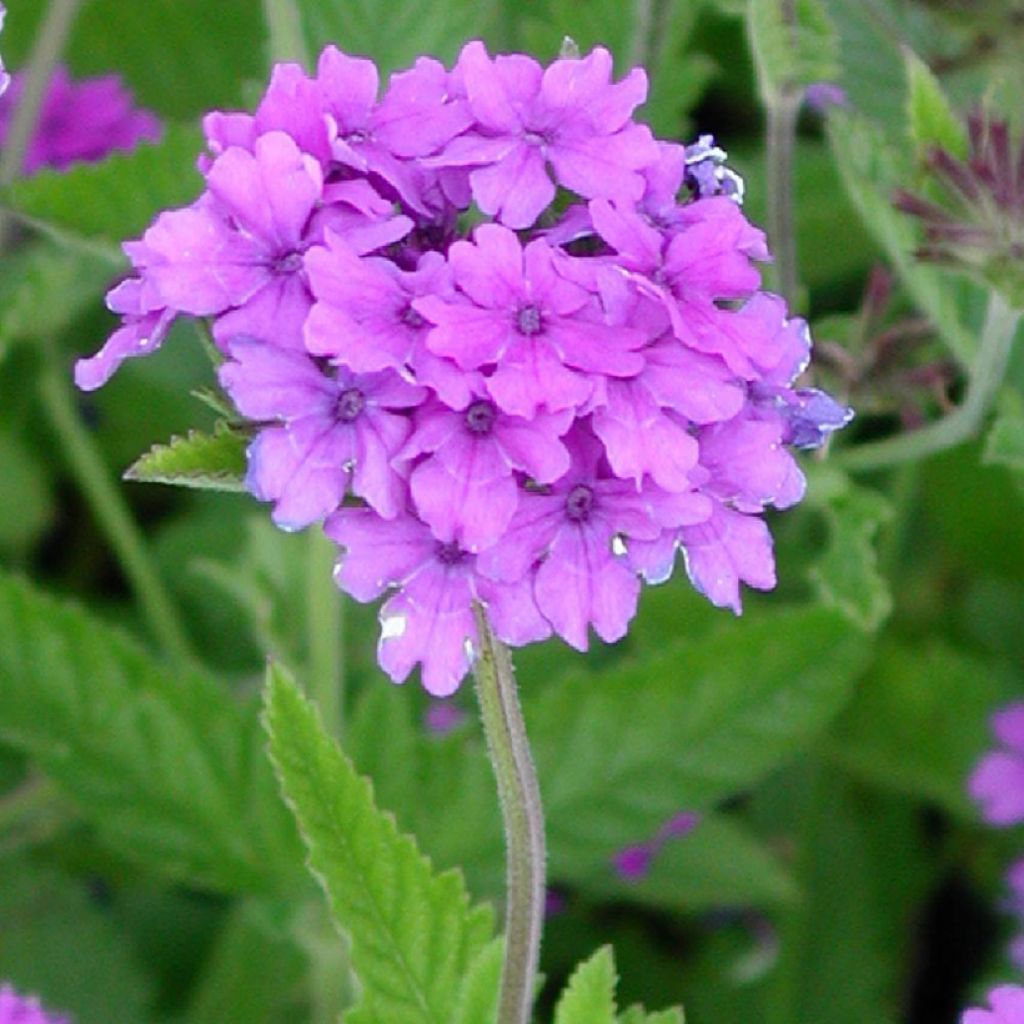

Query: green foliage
left=2, top=123, right=204, bottom=247
left=0, top=857, right=154, bottom=1024
left=0, top=426, right=54, bottom=553
left=125, top=422, right=249, bottom=493
left=0, top=572, right=302, bottom=892
left=555, top=946, right=618, bottom=1024
left=452, top=938, right=503, bottom=1024
left=294, top=0, right=498, bottom=77
left=3, top=0, right=264, bottom=119
left=263, top=664, right=495, bottom=1024
left=830, top=640, right=1016, bottom=817
left=746, top=0, right=839, bottom=99
left=904, top=47, right=968, bottom=159
left=984, top=406, right=1024, bottom=475
left=807, top=471, right=893, bottom=631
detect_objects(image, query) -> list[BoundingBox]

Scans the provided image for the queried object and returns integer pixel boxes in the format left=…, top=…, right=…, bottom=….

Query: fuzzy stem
left=765, top=87, right=802, bottom=308
left=261, top=0, right=310, bottom=68
left=471, top=603, right=545, bottom=1024
left=839, top=290, right=1020, bottom=472
left=38, top=361, right=196, bottom=666
left=306, top=527, right=344, bottom=740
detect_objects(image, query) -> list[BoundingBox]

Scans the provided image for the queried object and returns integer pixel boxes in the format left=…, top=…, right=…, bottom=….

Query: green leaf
left=2, top=123, right=203, bottom=245
left=0, top=857, right=154, bottom=1024
left=620, top=1009, right=685, bottom=1024
left=827, top=109, right=979, bottom=366
left=983, top=407, right=1024, bottom=474
left=0, top=426, right=54, bottom=553
left=4, top=0, right=264, bottom=120
left=808, top=480, right=894, bottom=631
left=554, top=946, right=617, bottom=1024
left=904, top=47, right=968, bottom=158
left=263, top=664, right=494, bottom=1024
left=0, top=240, right=114, bottom=351
left=452, top=937, right=504, bottom=1024
left=829, top=640, right=1017, bottom=817
left=125, top=421, right=249, bottom=492
left=295, top=0, right=498, bottom=78
left=0, top=572, right=302, bottom=893
left=746, top=0, right=839, bottom=99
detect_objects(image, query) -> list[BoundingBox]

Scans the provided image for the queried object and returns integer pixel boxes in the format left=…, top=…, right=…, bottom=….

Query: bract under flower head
left=75, top=39, right=850, bottom=695
left=0, top=65, right=159, bottom=174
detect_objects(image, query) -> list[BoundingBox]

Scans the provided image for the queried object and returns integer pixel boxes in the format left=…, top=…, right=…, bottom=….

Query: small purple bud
left=545, top=887, right=568, bottom=917
left=804, top=82, right=849, bottom=113
left=424, top=701, right=467, bottom=735
left=657, top=810, right=701, bottom=842
left=611, top=843, right=655, bottom=882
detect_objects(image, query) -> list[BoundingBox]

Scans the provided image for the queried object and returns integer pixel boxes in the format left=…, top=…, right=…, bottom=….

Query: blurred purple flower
left=0, top=65, right=159, bottom=174
left=0, top=985, right=68, bottom=1024
left=969, top=703, right=1024, bottom=826
left=962, top=985, right=1024, bottom=1023
left=424, top=701, right=467, bottom=735
left=612, top=810, right=700, bottom=882
left=804, top=82, right=849, bottom=113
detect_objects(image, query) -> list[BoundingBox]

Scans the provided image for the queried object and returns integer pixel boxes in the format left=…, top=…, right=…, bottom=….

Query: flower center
left=273, top=250, right=303, bottom=275
left=335, top=388, right=365, bottom=422
left=464, top=400, right=497, bottom=436
left=400, top=303, right=426, bottom=329
left=565, top=484, right=594, bottom=523
left=435, top=540, right=468, bottom=566
left=516, top=304, right=543, bottom=336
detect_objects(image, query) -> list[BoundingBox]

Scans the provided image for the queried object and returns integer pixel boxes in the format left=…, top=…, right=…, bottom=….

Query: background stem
left=261, top=0, right=311, bottom=69
left=471, top=604, right=546, bottom=1024
left=306, top=527, right=344, bottom=740
left=38, top=360, right=195, bottom=666
left=765, top=88, right=802, bottom=308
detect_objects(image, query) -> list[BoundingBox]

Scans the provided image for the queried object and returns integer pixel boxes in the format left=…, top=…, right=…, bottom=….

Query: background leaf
left=746, top=0, right=839, bottom=99
left=0, top=572, right=302, bottom=893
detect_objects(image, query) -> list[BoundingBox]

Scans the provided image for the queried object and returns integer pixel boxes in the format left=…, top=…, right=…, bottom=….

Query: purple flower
left=0, top=66, right=159, bottom=174
left=327, top=508, right=550, bottom=695
left=962, top=986, right=1024, bottom=1024
left=415, top=224, right=645, bottom=417
left=0, top=986, right=68, bottom=1024
left=478, top=428, right=709, bottom=650
left=428, top=41, right=658, bottom=228
left=969, top=703, right=1024, bottom=826
left=424, top=701, right=467, bottom=735
left=397, top=390, right=572, bottom=550
left=804, top=82, right=849, bottom=113
left=74, top=40, right=851, bottom=694
left=219, top=339, right=425, bottom=527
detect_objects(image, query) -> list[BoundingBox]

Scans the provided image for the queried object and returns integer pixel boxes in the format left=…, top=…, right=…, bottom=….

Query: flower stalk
left=471, top=602, right=545, bottom=1024
left=765, top=87, right=802, bottom=308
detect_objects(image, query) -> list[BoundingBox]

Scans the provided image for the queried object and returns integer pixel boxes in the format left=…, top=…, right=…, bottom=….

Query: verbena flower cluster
left=0, top=65, right=159, bottom=174
left=963, top=986, right=1024, bottom=1024
left=76, top=41, right=850, bottom=695
left=0, top=985, right=68, bottom=1024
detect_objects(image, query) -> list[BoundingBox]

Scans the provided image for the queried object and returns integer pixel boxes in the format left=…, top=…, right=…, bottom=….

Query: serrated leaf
left=2, top=123, right=203, bottom=244
left=453, top=937, right=503, bottom=1024
left=827, top=109, right=979, bottom=366
left=983, top=408, right=1024, bottom=474
left=746, top=0, right=839, bottom=99
left=125, top=421, right=248, bottom=492
left=295, top=0, right=498, bottom=78
left=263, top=664, right=494, bottom=1024
left=904, top=48, right=967, bottom=159
left=555, top=946, right=617, bottom=1024
left=809, top=484, right=893, bottom=631
left=0, top=572, right=302, bottom=892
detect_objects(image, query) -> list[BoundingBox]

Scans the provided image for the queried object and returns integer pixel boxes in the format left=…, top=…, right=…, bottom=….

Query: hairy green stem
left=471, top=604, right=545, bottom=1024
left=765, top=88, right=802, bottom=308
left=38, top=361, right=195, bottom=665
left=840, top=291, right=1021, bottom=472
left=306, top=527, right=344, bottom=740
left=261, top=0, right=310, bottom=68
